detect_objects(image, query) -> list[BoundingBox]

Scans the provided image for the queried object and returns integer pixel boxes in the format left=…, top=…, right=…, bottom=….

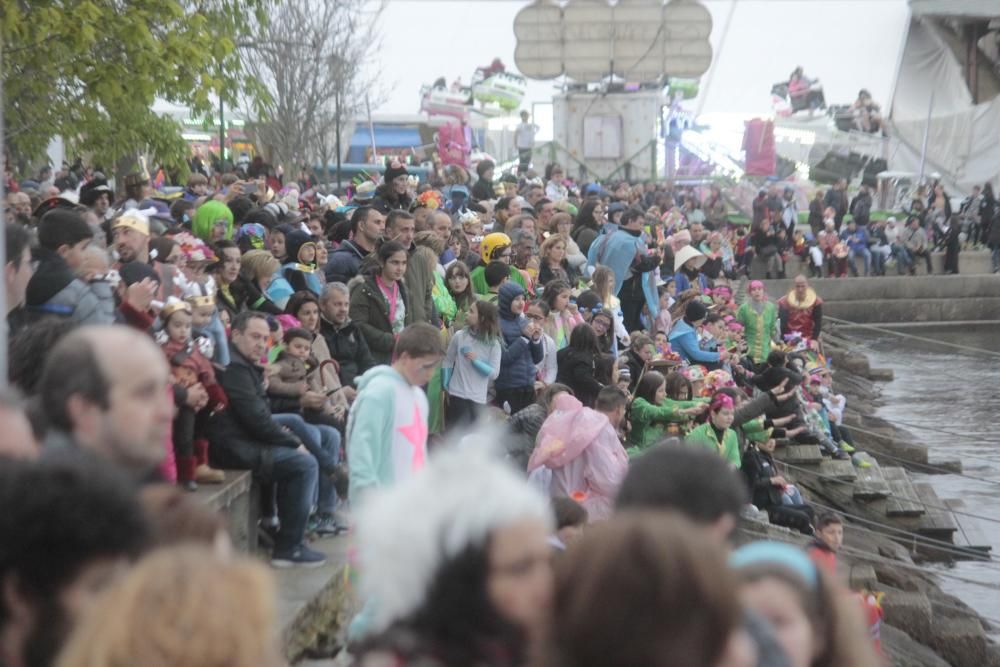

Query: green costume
left=470, top=264, right=527, bottom=296
left=626, top=396, right=708, bottom=458
left=431, top=273, right=457, bottom=326
left=736, top=300, right=779, bottom=364
left=740, top=416, right=773, bottom=443
left=686, top=422, right=742, bottom=468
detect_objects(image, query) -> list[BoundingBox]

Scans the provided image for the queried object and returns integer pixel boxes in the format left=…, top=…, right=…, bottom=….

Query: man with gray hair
left=319, top=282, right=376, bottom=395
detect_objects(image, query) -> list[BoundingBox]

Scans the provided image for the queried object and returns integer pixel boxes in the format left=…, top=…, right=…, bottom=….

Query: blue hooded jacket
left=496, top=282, right=544, bottom=390
left=668, top=319, right=721, bottom=366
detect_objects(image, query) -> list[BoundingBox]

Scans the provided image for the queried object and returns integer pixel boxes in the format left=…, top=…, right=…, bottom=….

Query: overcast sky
left=371, top=0, right=553, bottom=116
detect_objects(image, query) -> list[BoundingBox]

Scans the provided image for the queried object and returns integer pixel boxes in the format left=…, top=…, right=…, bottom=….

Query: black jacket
left=319, top=316, right=376, bottom=388
left=207, top=344, right=299, bottom=477
left=349, top=275, right=413, bottom=366
left=742, top=445, right=784, bottom=509
left=324, top=239, right=370, bottom=285
left=555, top=347, right=603, bottom=408
left=472, top=178, right=495, bottom=202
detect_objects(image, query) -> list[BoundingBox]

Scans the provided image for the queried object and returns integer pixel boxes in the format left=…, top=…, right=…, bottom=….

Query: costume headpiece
left=184, top=279, right=216, bottom=309
left=111, top=210, right=151, bottom=236
left=710, top=393, right=734, bottom=412
left=415, top=190, right=442, bottom=210
left=160, top=297, right=191, bottom=321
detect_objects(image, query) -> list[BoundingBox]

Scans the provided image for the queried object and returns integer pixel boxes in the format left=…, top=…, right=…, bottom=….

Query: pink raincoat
left=527, top=394, right=629, bottom=521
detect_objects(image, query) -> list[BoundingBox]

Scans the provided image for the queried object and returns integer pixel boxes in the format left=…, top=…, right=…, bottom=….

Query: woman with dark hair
left=351, top=447, right=553, bottom=667
left=555, top=323, right=604, bottom=408
left=349, top=241, right=413, bottom=365
left=538, top=514, right=754, bottom=667
left=570, top=200, right=606, bottom=256
left=371, top=160, right=414, bottom=213
left=212, top=239, right=248, bottom=320
left=626, top=370, right=709, bottom=457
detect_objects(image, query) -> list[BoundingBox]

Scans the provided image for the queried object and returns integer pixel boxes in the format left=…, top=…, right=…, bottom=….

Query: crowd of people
left=0, top=153, right=911, bottom=667
left=753, top=177, right=998, bottom=279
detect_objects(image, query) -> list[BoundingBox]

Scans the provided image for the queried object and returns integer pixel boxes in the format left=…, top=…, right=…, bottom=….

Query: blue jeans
left=273, top=413, right=340, bottom=514
left=992, top=246, right=1000, bottom=273
left=893, top=244, right=912, bottom=273
left=268, top=443, right=318, bottom=552
left=782, top=485, right=805, bottom=505
left=848, top=246, right=871, bottom=276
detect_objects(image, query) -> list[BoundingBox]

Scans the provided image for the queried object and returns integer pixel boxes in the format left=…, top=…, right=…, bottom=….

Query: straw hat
left=673, top=245, right=707, bottom=272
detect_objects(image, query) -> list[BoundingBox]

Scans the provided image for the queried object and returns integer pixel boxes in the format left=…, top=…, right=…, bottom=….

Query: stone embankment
left=748, top=325, right=999, bottom=667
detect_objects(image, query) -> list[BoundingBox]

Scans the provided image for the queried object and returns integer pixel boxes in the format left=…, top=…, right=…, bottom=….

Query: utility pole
left=0, top=34, right=8, bottom=387
left=219, top=96, right=226, bottom=169
left=335, top=88, right=342, bottom=191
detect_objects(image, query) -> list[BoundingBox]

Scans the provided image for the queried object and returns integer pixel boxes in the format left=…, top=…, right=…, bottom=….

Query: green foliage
left=1, top=0, right=272, bottom=171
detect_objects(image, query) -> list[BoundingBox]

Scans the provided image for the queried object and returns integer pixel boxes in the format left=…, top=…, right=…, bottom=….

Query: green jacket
left=626, top=396, right=707, bottom=458
left=471, top=264, right=527, bottom=296
left=686, top=422, right=742, bottom=468
left=741, top=416, right=773, bottom=443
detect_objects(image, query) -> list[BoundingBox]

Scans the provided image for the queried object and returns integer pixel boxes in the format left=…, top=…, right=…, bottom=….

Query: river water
left=850, top=324, right=1000, bottom=625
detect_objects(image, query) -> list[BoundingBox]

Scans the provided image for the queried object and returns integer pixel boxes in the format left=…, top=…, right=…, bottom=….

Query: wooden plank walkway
left=818, top=459, right=858, bottom=482
left=913, top=483, right=957, bottom=538
left=882, top=467, right=925, bottom=517
left=853, top=460, right=891, bottom=500
left=782, top=444, right=825, bottom=465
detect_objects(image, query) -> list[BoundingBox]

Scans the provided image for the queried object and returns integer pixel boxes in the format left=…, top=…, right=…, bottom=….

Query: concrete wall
left=757, top=275, right=1000, bottom=324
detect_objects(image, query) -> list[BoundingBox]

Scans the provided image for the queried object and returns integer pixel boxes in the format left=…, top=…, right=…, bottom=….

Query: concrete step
left=781, top=444, right=825, bottom=465
left=854, top=460, right=892, bottom=500
left=194, top=471, right=257, bottom=552
left=824, top=297, right=1000, bottom=324
left=818, top=458, right=858, bottom=482
left=766, top=274, right=1000, bottom=302
left=277, top=535, right=353, bottom=663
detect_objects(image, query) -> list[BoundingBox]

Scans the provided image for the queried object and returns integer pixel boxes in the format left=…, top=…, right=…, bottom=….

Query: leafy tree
left=1, top=0, right=272, bottom=172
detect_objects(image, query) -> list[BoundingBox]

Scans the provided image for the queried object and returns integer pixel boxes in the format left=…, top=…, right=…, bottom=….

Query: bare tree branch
left=241, top=0, right=387, bottom=177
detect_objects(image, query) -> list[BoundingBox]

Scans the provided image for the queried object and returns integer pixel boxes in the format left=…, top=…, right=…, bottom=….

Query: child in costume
left=173, top=232, right=230, bottom=366
left=269, top=227, right=322, bottom=307
left=685, top=393, right=742, bottom=468
left=626, top=370, right=708, bottom=458
left=159, top=298, right=228, bottom=490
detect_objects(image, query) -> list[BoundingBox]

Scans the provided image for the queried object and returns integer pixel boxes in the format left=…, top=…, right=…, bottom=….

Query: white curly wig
left=355, top=441, right=553, bottom=634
